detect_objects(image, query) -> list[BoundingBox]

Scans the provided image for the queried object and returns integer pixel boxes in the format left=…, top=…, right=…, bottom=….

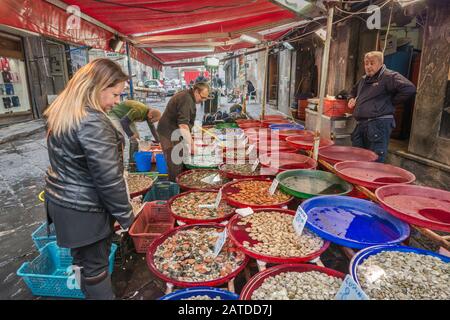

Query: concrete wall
left=408, top=1, right=450, bottom=166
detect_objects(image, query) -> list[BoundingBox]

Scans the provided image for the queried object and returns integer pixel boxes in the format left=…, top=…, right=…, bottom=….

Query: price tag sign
left=251, top=159, right=260, bottom=172
left=201, top=173, right=220, bottom=185
left=198, top=203, right=215, bottom=209
left=247, top=143, right=255, bottom=155
left=236, top=207, right=254, bottom=217
left=213, top=229, right=228, bottom=258
left=214, top=189, right=222, bottom=209
left=335, top=275, right=370, bottom=300
left=293, top=206, right=308, bottom=236
left=268, top=179, right=279, bottom=195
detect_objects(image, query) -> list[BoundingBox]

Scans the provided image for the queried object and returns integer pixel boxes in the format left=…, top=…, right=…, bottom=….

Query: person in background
left=212, top=74, right=223, bottom=88
left=43, top=58, right=134, bottom=299
left=348, top=51, right=416, bottom=162
left=195, top=72, right=208, bottom=83
left=157, top=82, right=210, bottom=181
left=246, top=80, right=256, bottom=100
left=108, top=100, right=161, bottom=166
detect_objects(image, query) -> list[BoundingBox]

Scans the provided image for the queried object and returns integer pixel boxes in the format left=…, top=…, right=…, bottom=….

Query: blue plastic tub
left=301, top=195, right=410, bottom=249
left=269, top=123, right=305, bottom=131
left=17, top=241, right=117, bottom=299
left=155, top=153, right=168, bottom=174
left=159, top=287, right=239, bottom=300
left=134, top=151, right=152, bottom=172
left=349, top=244, right=450, bottom=287
left=144, top=181, right=180, bottom=201
left=31, top=222, right=56, bottom=250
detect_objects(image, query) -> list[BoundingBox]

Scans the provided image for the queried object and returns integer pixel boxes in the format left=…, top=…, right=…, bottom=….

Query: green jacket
left=109, top=100, right=150, bottom=137
left=109, top=100, right=149, bottom=122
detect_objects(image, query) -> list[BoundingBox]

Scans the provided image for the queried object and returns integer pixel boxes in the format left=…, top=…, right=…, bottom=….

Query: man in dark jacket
left=348, top=51, right=416, bottom=162
left=157, top=82, right=210, bottom=181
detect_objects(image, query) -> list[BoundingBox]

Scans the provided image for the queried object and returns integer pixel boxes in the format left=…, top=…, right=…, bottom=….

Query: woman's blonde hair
left=44, top=58, right=129, bottom=136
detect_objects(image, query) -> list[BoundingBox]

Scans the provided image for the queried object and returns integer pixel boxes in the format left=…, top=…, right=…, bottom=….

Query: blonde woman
left=44, top=58, right=134, bottom=299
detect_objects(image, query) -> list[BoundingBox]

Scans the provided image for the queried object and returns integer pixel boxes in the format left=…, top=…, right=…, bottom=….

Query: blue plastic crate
left=31, top=222, right=56, bottom=250
left=17, top=241, right=117, bottom=299
left=143, top=181, right=179, bottom=201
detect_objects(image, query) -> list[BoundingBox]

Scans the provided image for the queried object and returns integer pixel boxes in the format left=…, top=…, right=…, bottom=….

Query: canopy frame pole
left=313, top=4, right=334, bottom=161
left=126, top=42, right=134, bottom=100
left=261, top=46, right=269, bottom=120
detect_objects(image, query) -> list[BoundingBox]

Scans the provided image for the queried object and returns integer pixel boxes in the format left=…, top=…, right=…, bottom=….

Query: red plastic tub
left=168, top=190, right=237, bottom=224
left=243, top=128, right=271, bottom=136
left=259, top=153, right=317, bottom=172
left=285, top=135, right=335, bottom=151
left=256, top=140, right=299, bottom=154
left=218, top=163, right=277, bottom=180
left=222, top=178, right=293, bottom=209
left=334, top=161, right=416, bottom=190
left=318, top=145, right=378, bottom=165
left=227, top=209, right=330, bottom=264
left=260, top=115, right=286, bottom=121
left=238, top=120, right=262, bottom=129
left=277, top=129, right=314, bottom=141
left=146, top=223, right=249, bottom=288
left=129, top=201, right=175, bottom=254
left=240, top=264, right=345, bottom=300
left=323, top=98, right=351, bottom=117
left=176, top=169, right=230, bottom=191
left=375, top=184, right=450, bottom=232
left=261, top=119, right=291, bottom=128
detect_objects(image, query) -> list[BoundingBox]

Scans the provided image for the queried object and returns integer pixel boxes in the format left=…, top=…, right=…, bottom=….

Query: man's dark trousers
left=351, top=117, right=395, bottom=163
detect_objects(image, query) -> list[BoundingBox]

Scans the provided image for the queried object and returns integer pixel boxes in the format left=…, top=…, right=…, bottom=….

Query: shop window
left=0, top=55, right=31, bottom=115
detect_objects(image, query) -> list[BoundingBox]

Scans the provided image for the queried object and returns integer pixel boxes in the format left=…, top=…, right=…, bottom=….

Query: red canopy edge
left=0, top=0, right=162, bottom=70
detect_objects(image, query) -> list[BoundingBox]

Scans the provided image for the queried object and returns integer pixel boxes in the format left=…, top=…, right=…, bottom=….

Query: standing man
left=108, top=100, right=161, bottom=166
left=348, top=51, right=416, bottom=162
left=157, top=82, right=210, bottom=181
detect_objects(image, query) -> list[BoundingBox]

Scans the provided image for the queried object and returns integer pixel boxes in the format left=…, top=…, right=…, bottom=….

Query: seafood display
left=238, top=211, right=324, bottom=257
left=220, top=163, right=261, bottom=176
left=251, top=271, right=343, bottom=300
left=170, top=191, right=235, bottom=220
left=357, top=251, right=450, bottom=300
left=177, top=170, right=230, bottom=190
left=153, top=227, right=246, bottom=282
left=126, top=174, right=155, bottom=195
left=226, top=180, right=291, bottom=206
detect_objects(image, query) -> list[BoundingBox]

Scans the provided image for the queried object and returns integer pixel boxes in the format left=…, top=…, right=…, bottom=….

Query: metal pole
left=125, top=42, right=134, bottom=99
left=313, top=4, right=334, bottom=161
left=261, top=46, right=269, bottom=119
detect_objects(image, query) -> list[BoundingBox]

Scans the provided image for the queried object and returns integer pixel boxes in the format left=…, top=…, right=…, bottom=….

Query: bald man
left=348, top=51, right=416, bottom=162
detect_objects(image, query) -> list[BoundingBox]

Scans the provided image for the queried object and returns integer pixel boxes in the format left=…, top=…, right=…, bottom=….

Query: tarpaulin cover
left=61, top=0, right=298, bottom=62
left=0, top=0, right=162, bottom=69
left=1, top=0, right=302, bottom=64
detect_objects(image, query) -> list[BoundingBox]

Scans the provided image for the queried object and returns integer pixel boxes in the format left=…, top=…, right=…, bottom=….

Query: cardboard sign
left=247, top=144, right=255, bottom=155
left=251, top=159, right=260, bottom=172
left=335, top=275, right=370, bottom=300
left=213, top=229, right=228, bottom=258
left=293, top=206, right=308, bottom=236
left=236, top=207, right=254, bottom=217
left=214, top=189, right=222, bottom=209
left=269, top=179, right=279, bottom=195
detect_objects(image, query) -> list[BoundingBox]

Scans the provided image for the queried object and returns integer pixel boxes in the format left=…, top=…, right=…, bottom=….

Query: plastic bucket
left=155, top=153, right=168, bottom=174
left=134, top=151, right=152, bottom=172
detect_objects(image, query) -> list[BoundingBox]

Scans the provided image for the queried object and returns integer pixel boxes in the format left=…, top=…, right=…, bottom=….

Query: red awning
left=0, top=0, right=162, bottom=70
left=61, top=0, right=300, bottom=62
left=1, top=1, right=307, bottom=65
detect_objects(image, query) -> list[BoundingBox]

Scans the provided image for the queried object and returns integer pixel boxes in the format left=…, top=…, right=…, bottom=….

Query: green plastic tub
left=276, top=169, right=353, bottom=199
